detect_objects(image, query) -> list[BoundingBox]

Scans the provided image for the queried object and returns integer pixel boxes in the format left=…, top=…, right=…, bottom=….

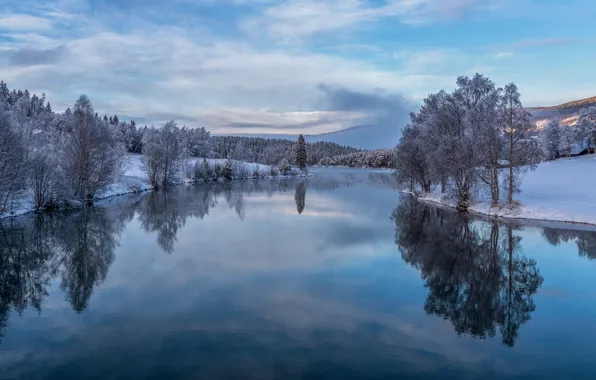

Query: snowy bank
left=0, top=155, right=308, bottom=220
left=415, top=154, right=596, bottom=226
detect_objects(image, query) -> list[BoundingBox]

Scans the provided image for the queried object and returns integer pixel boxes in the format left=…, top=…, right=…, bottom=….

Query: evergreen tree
left=295, top=134, right=307, bottom=173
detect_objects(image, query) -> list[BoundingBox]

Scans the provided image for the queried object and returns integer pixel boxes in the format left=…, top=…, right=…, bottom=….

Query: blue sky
left=1, top=0, right=595, bottom=135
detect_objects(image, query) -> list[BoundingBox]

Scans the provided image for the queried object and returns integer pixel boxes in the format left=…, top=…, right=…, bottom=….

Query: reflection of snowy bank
left=413, top=154, right=596, bottom=226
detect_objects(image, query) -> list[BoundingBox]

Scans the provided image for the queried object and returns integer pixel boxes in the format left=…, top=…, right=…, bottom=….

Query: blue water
left=0, top=169, right=595, bottom=379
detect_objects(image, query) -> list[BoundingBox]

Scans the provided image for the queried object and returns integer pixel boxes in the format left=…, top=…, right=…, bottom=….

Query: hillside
left=528, top=95, right=596, bottom=127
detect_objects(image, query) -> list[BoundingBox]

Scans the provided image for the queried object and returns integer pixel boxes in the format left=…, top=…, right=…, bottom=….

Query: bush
left=222, top=159, right=234, bottom=180
left=213, top=163, right=222, bottom=179
left=278, top=158, right=292, bottom=176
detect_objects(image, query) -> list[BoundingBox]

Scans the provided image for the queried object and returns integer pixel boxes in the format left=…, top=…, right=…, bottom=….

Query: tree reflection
left=392, top=197, right=543, bottom=347
left=294, top=181, right=306, bottom=215
left=541, top=227, right=596, bottom=259
left=0, top=204, right=129, bottom=338
left=137, top=190, right=187, bottom=254
left=0, top=216, right=60, bottom=342
left=54, top=208, right=121, bottom=313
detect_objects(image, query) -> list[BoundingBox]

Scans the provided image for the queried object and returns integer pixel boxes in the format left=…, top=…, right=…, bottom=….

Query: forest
left=0, top=81, right=364, bottom=216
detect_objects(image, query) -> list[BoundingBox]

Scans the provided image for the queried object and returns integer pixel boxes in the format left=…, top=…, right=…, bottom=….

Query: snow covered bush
left=278, top=158, right=292, bottom=176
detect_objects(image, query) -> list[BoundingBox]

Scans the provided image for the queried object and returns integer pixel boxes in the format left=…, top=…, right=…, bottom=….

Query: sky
left=1, top=0, right=595, bottom=136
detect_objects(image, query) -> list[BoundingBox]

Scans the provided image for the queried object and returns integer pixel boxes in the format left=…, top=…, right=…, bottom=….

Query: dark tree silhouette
left=392, top=197, right=543, bottom=347
left=295, top=134, right=308, bottom=173
left=56, top=208, right=119, bottom=313
left=137, top=190, right=187, bottom=254
left=294, top=181, right=306, bottom=215
left=541, top=227, right=596, bottom=259
left=0, top=215, right=61, bottom=342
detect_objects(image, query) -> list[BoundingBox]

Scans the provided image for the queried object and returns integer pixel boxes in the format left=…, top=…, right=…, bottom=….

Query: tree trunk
left=491, top=167, right=499, bottom=207
left=508, top=132, right=514, bottom=204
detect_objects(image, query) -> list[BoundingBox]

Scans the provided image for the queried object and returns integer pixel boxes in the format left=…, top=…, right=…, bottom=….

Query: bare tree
left=160, top=121, right=183, bottom=187
left=0, top=113, right=25, bottom=214
left=62, top=95, right=123, bottom=203
left=500, top=84, right=542, bottom=204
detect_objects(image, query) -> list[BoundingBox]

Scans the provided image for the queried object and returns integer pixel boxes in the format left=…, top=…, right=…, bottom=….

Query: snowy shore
left=414, top=154, right=596, bottom=226
left=0, top=155, right=302, bottom=220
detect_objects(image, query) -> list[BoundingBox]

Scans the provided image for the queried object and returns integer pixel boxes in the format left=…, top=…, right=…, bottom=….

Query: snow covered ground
left=0, top=155, right=284, bottom=220
left=417, top=154, right=596, bottom=225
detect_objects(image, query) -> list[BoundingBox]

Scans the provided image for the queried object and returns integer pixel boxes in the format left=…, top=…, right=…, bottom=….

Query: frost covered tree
left=577, top=106, right=596, bottom=153
left=295, top=134, right=308, bottom=173
left=319, top=148, right=395, bottom=168
left=62, top=95, right=124, bottom=203
left=141, top=127, right=164, bottom=188
left=559, top=125, right=577, bottom=159
left=500, top=83, right=542, bottom=204
left=277, top=157, right=291, bottom=176
left=0, top=113, right=25, bottom=213
left=540, top=119, right=561, bottom=160
left=394, top=125, right=431, bottom=192
left=394, top=73, right=542, bottom=210
left=160, top=121, right=183, bottom=187
left=141, top=121, right=183, bottom=188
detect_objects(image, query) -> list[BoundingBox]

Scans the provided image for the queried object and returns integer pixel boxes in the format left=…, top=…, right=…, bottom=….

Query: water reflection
left=392, top=197, right=544, bottom=347
left=541, top=227, right=596, bottom=259
left=1, top=172, right=596, bottom=359
left=0, top=205, right=132, bottom=341
left=294, top=181, right=306, bottom=215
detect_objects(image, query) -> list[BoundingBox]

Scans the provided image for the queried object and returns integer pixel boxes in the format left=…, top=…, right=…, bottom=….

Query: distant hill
left=217, top=123, right=402, bottom=150
left=528, top=96, right=596, bottom=127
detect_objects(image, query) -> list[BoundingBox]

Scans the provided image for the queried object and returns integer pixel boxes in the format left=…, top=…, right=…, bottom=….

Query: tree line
left=211, top=135, right=360, bottom=166
left=0, top=81, right=357, bottom=215
left=394, top=73, right=542, bottom=210
left=540, top=106, right=596, bottom=160
left=318, top=148, right=395, bottom=168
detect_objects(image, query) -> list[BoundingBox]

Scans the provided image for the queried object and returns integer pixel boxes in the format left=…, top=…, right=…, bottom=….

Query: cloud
left=8, top=45, right=69, bottom=66
left=241, top=0, right=501, bottom=42
left=492, top=51, right=514, bottom=60
left=315, top=84, right=414, bottom=145
left=1, top=0, right=593, bottom=137
left=0, top=14, right=53, bottom=31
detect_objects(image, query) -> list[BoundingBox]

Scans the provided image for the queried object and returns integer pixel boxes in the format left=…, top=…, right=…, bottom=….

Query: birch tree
left=500, top=83, right=542, bottom=204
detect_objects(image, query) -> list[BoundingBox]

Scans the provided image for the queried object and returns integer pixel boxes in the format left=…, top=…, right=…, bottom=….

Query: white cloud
left=492, top=51, right=514, bottom=60
left=241, top=0, right=502, bottom=42
left=0, top=14, right=53, bottom=31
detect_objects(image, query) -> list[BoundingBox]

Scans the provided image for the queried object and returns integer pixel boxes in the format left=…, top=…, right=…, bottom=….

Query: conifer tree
left=295, top=134, right=307, bottom=173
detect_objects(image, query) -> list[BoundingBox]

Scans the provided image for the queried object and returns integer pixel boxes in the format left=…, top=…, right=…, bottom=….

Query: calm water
left=1, top=168, right=596, bottom=380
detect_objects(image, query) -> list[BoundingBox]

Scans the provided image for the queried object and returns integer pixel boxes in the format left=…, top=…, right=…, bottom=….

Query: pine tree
left=295, top=134, right=307, bottom=173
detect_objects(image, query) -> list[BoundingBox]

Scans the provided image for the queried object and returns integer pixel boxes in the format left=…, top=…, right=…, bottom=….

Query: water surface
left=1, top=168, right=595, bottom=379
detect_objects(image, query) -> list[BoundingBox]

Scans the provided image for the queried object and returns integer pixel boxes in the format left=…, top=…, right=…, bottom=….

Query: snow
left=0, top=155, right=302, bottom=220
left=416, top=154, right=596, bottom=226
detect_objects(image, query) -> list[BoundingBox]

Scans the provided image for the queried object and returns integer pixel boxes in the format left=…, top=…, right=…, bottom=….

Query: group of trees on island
left=394, top=74, right=542, bottom=210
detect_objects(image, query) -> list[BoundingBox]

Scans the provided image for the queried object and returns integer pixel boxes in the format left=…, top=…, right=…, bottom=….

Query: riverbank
left=0, top=155, right=306, bottom=220
left=413, top=154, right=596, bottom=226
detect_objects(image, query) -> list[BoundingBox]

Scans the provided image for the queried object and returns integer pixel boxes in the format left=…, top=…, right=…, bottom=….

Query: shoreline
left=0, top=173, right=312, bottom=221
left=410, top=191, right=596, bottom=229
